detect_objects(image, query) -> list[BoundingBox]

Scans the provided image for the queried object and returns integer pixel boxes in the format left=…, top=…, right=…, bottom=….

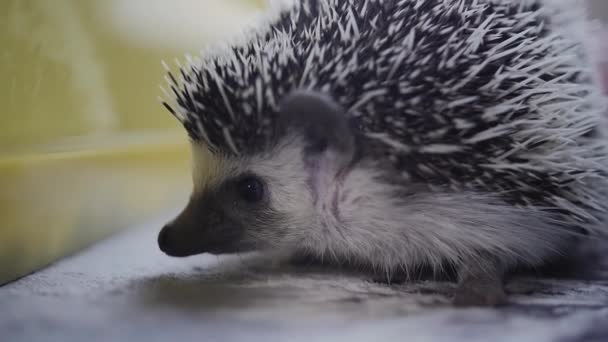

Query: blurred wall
left=0, top=0, right=264, bottom=285
left=1, top=0, right=264, bottom=150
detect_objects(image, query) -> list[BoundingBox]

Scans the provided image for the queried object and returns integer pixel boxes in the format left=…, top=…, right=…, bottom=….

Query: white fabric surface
left=2, top=212, right=608, bottom=342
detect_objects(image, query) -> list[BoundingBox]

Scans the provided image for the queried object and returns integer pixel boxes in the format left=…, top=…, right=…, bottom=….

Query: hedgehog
left=157, top=0, right=608, bottom=306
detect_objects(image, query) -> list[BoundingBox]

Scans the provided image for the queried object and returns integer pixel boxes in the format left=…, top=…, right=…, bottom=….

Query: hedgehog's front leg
left=453, top=260, right=508, bottom=307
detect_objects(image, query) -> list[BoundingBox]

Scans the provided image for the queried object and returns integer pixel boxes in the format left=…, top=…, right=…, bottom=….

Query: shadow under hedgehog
left=156, top=0, right=608, bottom=306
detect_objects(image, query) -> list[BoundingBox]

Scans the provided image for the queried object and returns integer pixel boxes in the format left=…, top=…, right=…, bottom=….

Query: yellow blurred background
left=0, top=0, right=265, bottom=284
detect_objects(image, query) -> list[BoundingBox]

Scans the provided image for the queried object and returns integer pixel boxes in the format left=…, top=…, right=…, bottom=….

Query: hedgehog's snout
left=158, top=196, right=251, bottom=257
left=158, top=218, right=216, bottom=257
left=158, top=222, right=193, bottom=257
left=157, top=224, right=175, bottom=256
left=158, top=198, right=209, bottom=257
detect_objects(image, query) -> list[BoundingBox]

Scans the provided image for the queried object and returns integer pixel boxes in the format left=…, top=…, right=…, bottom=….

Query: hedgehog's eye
left=236, top=176, right=265, bottom=203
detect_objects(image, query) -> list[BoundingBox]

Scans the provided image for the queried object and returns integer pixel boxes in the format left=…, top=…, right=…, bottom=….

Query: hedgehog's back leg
left=382, top=191, right=574, bottom=306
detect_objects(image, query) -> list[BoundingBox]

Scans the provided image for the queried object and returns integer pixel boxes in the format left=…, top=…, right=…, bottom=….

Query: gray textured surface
left=2, top=212, right=608, bottom=342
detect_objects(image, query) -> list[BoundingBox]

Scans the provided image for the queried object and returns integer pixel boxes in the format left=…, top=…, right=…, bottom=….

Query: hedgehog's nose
left=158, top=225, right=172, bottom=254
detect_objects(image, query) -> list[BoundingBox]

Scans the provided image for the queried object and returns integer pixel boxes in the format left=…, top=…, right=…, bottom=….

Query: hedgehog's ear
left=277, top=90, right=356, bottom=161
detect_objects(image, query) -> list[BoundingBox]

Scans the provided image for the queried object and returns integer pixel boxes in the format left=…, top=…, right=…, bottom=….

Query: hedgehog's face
left=158, top=142, right=314, bottom=256
left=158, top=90, right=356, bottom=257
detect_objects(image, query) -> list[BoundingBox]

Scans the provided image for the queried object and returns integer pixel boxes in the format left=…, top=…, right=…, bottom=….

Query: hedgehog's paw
left=453, top=281, right=508, bottom=307
left=453, top=263, right=508, bottom=307
left=287, top=252, right=321, bottom=266
left=371, top=274, right=408, bottom=285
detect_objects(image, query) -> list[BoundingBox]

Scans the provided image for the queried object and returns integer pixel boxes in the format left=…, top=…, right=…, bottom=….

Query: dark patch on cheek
left=194, top=205, right=251, bottom=254
left=202, top=220, right=249, bottom=254
left=206, top=209, right=224, bottom=227
left=158, top=192, right=252, bottom=256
